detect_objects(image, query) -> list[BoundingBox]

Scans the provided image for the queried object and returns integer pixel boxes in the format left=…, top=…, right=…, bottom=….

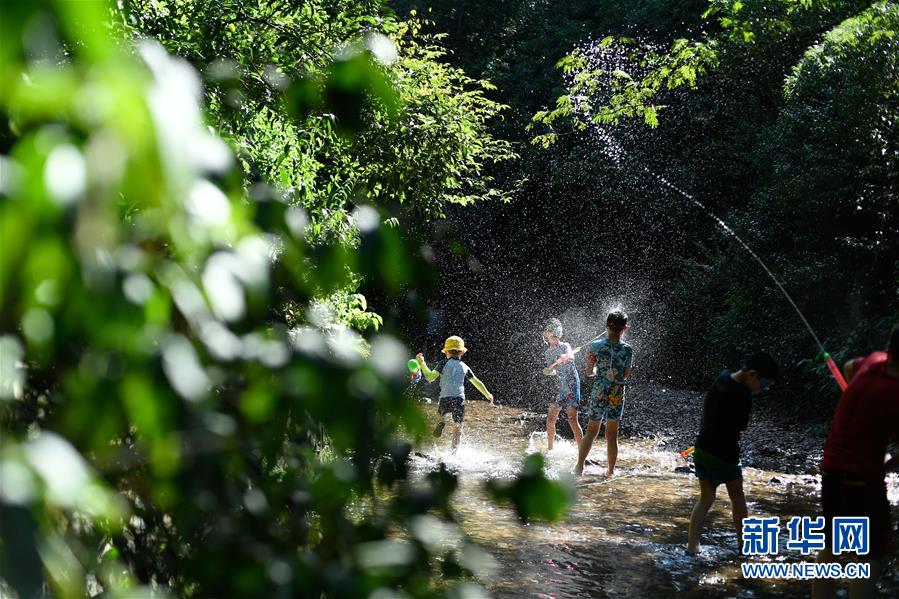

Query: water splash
left=646, top=168, right=828, bottom=354
left=567, top=41, right=829, bottom=356
left=405, top=402, right=886, bottom=597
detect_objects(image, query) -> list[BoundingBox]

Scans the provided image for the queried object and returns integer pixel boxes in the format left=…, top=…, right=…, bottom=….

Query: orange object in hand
left=822, top=353, right=848, bottom=391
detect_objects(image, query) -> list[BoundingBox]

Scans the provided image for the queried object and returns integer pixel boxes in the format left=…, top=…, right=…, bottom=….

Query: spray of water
left=646, top=169, right=827, bottom=354
left=567, top=41, right=829, bottom=356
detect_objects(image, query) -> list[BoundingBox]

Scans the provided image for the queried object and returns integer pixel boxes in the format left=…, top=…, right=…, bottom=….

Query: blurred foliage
left=0, top=1, right=567, bottom=598
left=486, top=454, right=575, bottom=523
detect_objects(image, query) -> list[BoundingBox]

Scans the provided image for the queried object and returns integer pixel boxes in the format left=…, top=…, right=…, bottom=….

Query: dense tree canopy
left=118, top=0, right=514, bottom=226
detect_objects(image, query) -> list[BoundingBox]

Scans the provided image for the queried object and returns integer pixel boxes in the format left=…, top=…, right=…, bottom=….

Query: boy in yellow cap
left=417, top=336, right=494, bottom=450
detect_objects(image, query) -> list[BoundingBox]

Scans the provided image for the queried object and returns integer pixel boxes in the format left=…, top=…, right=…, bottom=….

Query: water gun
left=542, top=331, right=607, bottom=374
left=680, top=446, right=695, bottom=459
left=408, top=358, right=422, bottom=383
left=543, top=347, right=581, bottom=374
left=820, top=352, right=848, bottom=391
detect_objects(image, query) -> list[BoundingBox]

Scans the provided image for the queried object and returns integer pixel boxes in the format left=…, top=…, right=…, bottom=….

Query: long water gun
left=820, top=351, right=848, bottom=391
left=542, top=331, right=607, bottom=374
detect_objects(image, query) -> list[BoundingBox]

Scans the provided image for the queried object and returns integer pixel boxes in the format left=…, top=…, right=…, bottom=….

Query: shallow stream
left=411, top=401, right=899, bottom=597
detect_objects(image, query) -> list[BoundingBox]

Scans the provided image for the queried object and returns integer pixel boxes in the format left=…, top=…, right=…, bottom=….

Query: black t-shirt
left=694, top=370, right=752, bottom=464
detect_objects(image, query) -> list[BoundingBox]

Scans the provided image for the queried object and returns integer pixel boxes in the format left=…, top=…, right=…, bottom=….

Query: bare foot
left=574, top=464, right=584, bottom=476
left=686, top=543, right=700, bottom=554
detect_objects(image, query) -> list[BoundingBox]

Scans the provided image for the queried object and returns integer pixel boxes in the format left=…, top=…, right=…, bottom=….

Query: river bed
left=410, top=400, right=899, bottom=597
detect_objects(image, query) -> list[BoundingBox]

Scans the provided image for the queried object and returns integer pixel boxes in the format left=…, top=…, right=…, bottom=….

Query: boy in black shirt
left=686, top=352, right=780, bottom=553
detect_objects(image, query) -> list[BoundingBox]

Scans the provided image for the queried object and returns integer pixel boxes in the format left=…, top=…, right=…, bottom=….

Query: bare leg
left=847, top=557, right=884, bottom=599
left=450, top=422, right=462, bottom=451
left=724, top=477, right=747, bottom=551
left=566, top=406, right=583, bottom=446
left=605, top=420, right=619, bottom=476
left=575, top=420, right=601, bottom=475
left=546, top=403, right=562, bottom=450
left=433, top=411, right=447, bottom=437
left=687, top=479, right=717, bottom=553
left=812, top=548, right=837, bottom=599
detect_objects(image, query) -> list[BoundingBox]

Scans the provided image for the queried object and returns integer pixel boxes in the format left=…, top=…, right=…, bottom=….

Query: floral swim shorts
left=587, top=383, right=625, bottom=422
left=554, top=376, right=581, bottom=410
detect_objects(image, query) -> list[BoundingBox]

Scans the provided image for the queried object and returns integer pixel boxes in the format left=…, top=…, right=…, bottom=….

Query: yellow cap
left=442, top=335, right=467, bottom=355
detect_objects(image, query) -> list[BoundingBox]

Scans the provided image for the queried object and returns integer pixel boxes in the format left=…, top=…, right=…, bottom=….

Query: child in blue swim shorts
left=542, top=319, right=584, bottom=451
left=417, top=335, right=494, bottom=451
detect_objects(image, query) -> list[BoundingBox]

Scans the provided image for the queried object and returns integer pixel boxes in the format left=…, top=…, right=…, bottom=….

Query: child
left=574, top=310, right=633, bottom=477
left=417, top=335, right=494, bottom=451
left=542, top=319, right=584, bottom=450
left=686, top=352, right=780, bottom=554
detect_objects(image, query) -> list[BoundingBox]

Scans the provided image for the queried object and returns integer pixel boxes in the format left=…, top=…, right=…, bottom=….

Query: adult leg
left=811, top=548, right=837, bottom=599
left=847, top=557, right=884, bottom=599
left=546, top=403, right=562, bottom=450
left=566, top=406, right=583, bottom=446
left=687, top=479, right=718, bottom=553
left=847, top=473, right=890, bottom=599
left=840, top=480, right=892, bottom=599
left=605, top=420, right=619, bottom=476
left=724, top=477, right=747, bottom=551
left=575, top=420, right=601, bottom=475
left=814, top=471, right=839, bottom=599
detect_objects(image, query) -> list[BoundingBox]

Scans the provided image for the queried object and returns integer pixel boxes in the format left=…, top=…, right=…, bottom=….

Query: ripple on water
left=406, top=401, right=899, bottom=597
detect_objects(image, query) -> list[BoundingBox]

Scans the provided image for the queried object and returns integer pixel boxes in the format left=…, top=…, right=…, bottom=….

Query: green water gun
left=408, top=358, right=422, bottom=382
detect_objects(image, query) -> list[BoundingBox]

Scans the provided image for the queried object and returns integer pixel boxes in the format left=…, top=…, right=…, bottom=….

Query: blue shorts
left=587, top=384, right=625, bottom=422
left=554, top=377, right=581, bottom=409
